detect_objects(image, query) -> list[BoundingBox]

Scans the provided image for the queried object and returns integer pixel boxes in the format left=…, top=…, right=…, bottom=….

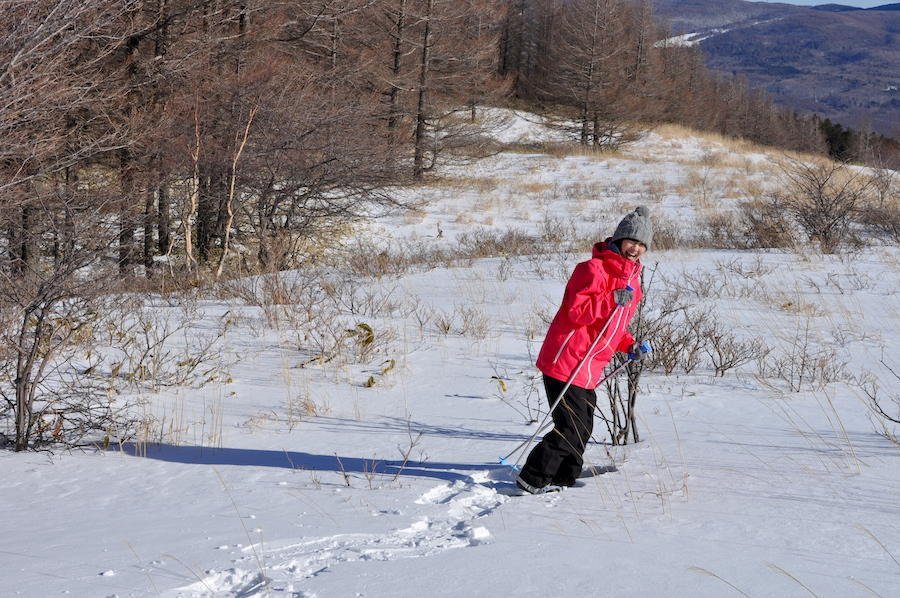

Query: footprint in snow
left=169, top=474, right=504, bottom=596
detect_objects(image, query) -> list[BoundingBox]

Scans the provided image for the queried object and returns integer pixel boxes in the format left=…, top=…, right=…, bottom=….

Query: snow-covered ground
left=3, top=113, right=899, bottom=598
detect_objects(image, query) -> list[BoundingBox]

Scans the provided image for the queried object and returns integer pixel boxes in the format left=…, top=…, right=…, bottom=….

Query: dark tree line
left=0, top=0, right=507, bottom=284
left=816, top=117, right=899, bottom=165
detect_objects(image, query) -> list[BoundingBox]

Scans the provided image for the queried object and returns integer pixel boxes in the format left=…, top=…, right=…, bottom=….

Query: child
left=517, top=206, right=652, bottom=494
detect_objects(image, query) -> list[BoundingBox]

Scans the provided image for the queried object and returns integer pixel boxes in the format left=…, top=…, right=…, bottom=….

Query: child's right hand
left=613, top=288, right=633, bottom=306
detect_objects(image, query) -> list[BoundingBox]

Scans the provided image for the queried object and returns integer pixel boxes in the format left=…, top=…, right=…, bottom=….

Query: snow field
left=3, top=113, right=898, bottom=597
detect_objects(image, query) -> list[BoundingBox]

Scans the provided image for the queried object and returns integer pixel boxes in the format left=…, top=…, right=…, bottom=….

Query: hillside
left=653, top=0, right=900, bottom=135
left=2, top=113, right=899, bottom=597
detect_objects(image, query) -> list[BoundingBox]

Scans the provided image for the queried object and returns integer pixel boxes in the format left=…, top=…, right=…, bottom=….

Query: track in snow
left=166, top=472, right=517, bottom=597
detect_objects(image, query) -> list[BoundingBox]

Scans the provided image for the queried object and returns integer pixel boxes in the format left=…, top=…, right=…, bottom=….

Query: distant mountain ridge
left=652, top=0, right=900, bottom=136
left=810, top=4, right=860, bottom=11
left=811, top=3, right=900, bottom=11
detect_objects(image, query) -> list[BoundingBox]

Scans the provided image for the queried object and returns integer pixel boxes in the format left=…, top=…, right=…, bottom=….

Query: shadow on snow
left=123, top=415, right=620, bottom=483
left=127, top=442, right=502, bottom=483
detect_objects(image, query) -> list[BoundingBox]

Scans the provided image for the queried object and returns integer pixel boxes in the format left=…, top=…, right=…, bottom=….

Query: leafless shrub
left=601, top=355, right=641, bottom=445
left=661, top=269, right=723, bottom=299
left=640, top=177, right=666, bottom=204
left=429, top=305, right=492, bottom=339
left=639, top=280, right=769, bottom=378
left=775, top=158, right=874, bottom=253
left=703, top=211, right=748, bottom=249
left=433, top=309, right=456, bottom=335
left=496, top=257, right=514, bottom=281
left=100, top=301, right=233, bottom=392
left=257, top=272, right=322, bottom=307
left=522, top=252, right=555, bottom=280
left=760, top=320, right=850, bottom=392
left=651, top=216, right=685, bottom=251
left=684, top=166, right=719, bottom=210
left=343, top=223, right=590, bottom=281
left=217, top=269, right=328, bottom=328
left=0, top=190, right=131, bottom=450
left=714, top=255, right=775, bottom=279
left=859, top=197, right=900, bottom=245
left=858, top=360, right=899, bottom=445
left=737, top=196, right=798, bottom=249
left=699, top=321, right=769, bottom=377
left=867, top=165, right=897, bottom=207
left=0, top=287, right=233, bottom=451
left=454, top=306, right=493, bottom=339
left=539, top=214, right=591, bottom=250
left=342, top=238, right=444, bottom=279
left=0, top=295, right=132, bottom=450
left=409, top=302, right=434, bottom=336
left=601, top=265, right=660, bottom=445
left=389, top=415, right=426, bottom=483
left=437, top=176, right=501, bottom=194
left=457, top=228, right=536, bottom=258
left=657, top=313, right=706, bottom=375
left=525, top=301, right=555, bottom=339
left=322, top=278, right=403, bottom=319
left=824, top=267, right=875, bottom=294
left=699, top=150, right=726, bottom=167
left=298, top=316, right=397, bottom=368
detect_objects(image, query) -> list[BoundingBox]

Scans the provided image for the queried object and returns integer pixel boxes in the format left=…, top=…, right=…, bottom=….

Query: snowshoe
left=515, top=475, right=564, bottom=495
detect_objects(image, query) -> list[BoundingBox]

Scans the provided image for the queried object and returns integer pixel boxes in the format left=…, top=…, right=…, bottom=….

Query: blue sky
left=751, top=0, right=890, bottom=7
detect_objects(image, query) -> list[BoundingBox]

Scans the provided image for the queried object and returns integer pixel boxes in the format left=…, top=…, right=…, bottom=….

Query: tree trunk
left=197, top=169, right=216, bottom=261
left=57, top=165, right=77, bottom=266
left=157, top=181, right=170, bottom=255
left=580, top=107, right=589, bottom=146
left=154, top=0, right=170, bottom=259
left=413, top=0, right=434, bottom=180
left=14, top=310, right=42, bottom=452
left=143, top=185, right=156, bottom=277
left=119, top=149, right=135, bottom=277
left=19, top=204, right=35, bottom=274
left=386, top=0, right=407, bottom=169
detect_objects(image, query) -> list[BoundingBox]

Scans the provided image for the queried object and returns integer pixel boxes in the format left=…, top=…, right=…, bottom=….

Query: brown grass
left=540, top=142, right=628, bottom=160
left=515, top=181, right=555, bottom=194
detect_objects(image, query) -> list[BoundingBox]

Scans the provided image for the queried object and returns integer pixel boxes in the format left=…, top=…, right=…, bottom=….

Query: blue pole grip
left=498, top=456, right=521, bottom=471
left=626, top=285, right=634, bottom=291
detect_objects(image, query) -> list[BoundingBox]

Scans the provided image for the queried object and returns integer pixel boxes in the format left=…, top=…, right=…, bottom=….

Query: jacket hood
left=594, top=239, right=642, bottom=283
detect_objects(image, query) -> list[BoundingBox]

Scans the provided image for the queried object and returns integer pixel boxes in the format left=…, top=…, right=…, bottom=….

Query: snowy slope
left=3, top=113, right=899, bottom=598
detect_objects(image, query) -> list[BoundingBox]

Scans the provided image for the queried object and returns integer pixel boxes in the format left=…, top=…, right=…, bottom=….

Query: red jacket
left=535, top=240, right=643, bottom=389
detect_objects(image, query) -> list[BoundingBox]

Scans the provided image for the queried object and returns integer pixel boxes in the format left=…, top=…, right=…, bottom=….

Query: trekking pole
left=497, top=288, right=637, bottom=471
left=497, top=343, right=650, bottom=470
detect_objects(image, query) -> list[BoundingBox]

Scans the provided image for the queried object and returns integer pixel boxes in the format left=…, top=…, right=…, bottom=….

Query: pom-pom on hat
left=611, top=206, right=653, bottom=250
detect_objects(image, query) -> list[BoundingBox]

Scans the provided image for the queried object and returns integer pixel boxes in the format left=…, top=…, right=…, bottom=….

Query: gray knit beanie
left=611, top=206, right=653, bottom=249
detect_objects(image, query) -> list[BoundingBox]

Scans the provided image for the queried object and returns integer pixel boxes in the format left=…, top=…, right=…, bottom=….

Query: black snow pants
left=519, top=374, right=597, bottom=488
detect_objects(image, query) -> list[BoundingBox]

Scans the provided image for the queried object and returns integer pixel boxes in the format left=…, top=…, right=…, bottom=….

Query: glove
left=613, top=288, right=634, bottom=307
left=628, top=341, right=650, bottom=361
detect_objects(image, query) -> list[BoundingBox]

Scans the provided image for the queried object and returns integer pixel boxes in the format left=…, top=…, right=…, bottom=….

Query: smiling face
left=619, top=238, right=647, bottom=262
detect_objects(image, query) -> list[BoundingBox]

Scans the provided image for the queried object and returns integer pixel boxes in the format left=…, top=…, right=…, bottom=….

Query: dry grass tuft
left=516, top=181, right=555, bottom=194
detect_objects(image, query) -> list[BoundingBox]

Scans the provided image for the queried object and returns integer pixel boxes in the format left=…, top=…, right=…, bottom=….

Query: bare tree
left=0, top=1, right=151, bottom=450
left=406, top=0, right=506, bottom=178
left=0, top=198, right=126, bottom=450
